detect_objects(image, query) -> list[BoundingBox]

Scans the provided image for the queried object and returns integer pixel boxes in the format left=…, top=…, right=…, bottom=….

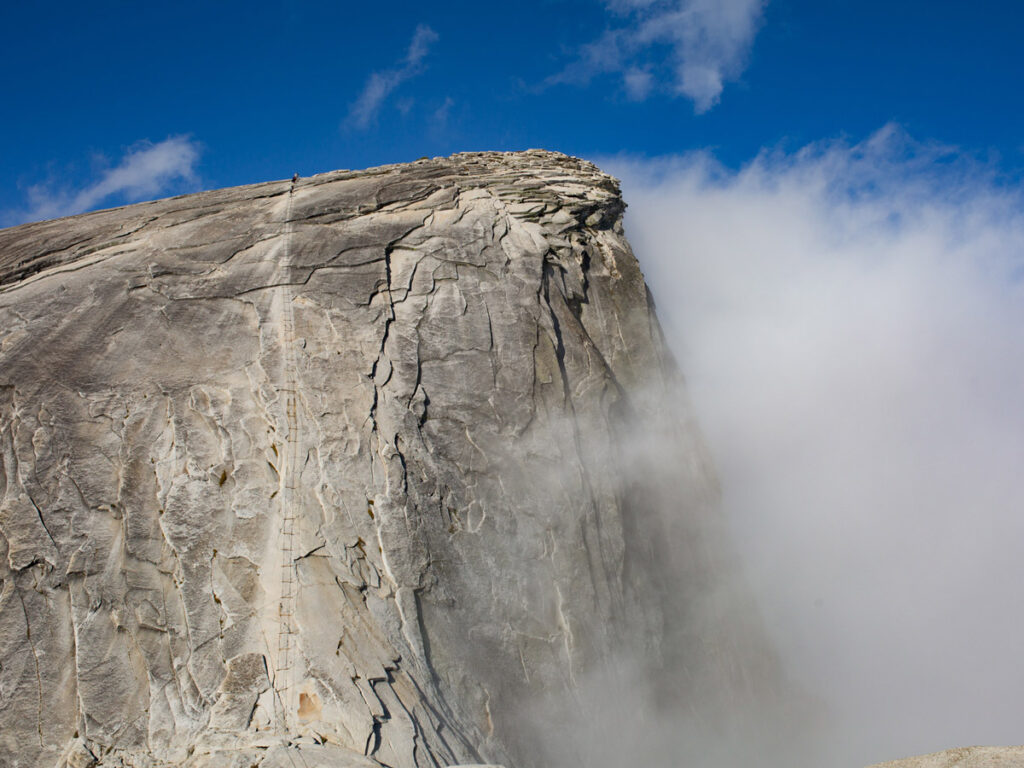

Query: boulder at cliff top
left=0, top=151, right=764, bottom=768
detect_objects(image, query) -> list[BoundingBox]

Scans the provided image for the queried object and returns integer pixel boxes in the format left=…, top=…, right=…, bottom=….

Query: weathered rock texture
left=869, top=747, right=1024, bottom=768
left=0, top=151, right=740, bottom=768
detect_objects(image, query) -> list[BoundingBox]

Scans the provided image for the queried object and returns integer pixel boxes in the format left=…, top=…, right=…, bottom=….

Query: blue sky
left=4, top=0, right=1024, bottom=222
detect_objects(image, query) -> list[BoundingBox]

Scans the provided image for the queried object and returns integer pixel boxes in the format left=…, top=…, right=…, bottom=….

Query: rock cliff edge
left=0, top=151, right=754, bottom=768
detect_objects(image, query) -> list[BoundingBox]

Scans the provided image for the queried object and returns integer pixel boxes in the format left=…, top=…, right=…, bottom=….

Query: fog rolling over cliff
left=0, top=151, right=797, bottom=768
left=603, top=137, right=1024, bottom=768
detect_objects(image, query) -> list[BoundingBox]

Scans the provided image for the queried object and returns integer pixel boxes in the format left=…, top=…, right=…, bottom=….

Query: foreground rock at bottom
left=870, top=747, right=1024, bottom=767
left=62, top=738, right=508, bottom=768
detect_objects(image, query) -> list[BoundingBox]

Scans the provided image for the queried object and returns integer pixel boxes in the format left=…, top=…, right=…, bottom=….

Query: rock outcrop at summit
left=0, top=151, right=764, bottom=768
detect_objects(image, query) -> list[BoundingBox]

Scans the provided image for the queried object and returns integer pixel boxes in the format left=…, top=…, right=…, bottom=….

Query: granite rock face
left=869, top=747, right=1024, bottom=768
left=0, top=151, right=734, bottom=767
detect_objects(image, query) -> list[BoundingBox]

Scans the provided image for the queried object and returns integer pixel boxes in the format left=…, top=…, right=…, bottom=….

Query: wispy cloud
left=346, top=24, right=439, bottom=129
left=431, top=96, right=455, bottom=131
left=7, top=135, right=201, bottom=226
left=623, top=67, right=654, bottom=100
left=552, top=0, right=766, bottom=112
left=603, top=125, right=1024, bottom=765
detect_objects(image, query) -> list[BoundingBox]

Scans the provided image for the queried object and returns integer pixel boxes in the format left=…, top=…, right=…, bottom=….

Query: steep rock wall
left=0, top=151, right=738, bottom=768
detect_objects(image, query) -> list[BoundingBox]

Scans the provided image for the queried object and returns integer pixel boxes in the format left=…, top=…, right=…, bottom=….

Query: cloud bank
left=553, top=0, right=766, bottom=111
left=605, top=126, right=1024, bottom=765
left=346, top=24, right=439, bottom=129
left=7, top=135, right=200, bottom=226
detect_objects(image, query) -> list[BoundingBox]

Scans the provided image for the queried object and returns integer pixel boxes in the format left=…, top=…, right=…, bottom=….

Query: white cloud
left=346, top=25, right=439, bottom=129
left=603, top=126, right=1024, bottom=765
left=6, top=136, right=201, bottom=226
left=552, top=0, right=766, bottom=111
left=431, top=96, right=455, bottom=130
left=623, top=66, right=654, bottom=100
